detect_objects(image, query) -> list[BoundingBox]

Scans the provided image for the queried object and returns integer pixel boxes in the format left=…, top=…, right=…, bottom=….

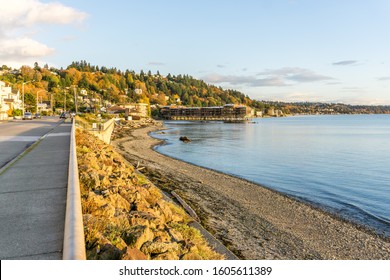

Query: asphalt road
left=0, top=117, right=62, bottom=169
left=0, top=118, right=72, bottom=259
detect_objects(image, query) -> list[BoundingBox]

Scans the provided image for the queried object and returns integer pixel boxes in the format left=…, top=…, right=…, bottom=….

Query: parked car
left=34, top=113, right=41, bottom=119
left=22, top=112, right=33, bottom=120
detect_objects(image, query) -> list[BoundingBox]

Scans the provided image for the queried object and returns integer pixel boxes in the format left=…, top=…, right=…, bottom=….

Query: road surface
left=0, top=117, right=62, bottom=169
left=0, top=117, right=72, bottom=259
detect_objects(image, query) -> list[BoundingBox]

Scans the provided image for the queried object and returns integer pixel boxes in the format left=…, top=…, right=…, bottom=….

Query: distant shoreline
left=112, top=121, right=390, bottom=260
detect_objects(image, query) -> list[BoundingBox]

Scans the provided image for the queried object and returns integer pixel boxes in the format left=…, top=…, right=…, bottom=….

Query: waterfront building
left=107, top=103, right=149, bottom=118
left=160, top=104, right=251, bottom=121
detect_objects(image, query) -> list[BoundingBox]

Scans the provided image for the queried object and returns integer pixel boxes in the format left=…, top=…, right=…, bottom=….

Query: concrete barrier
left=63, top=118, right=86, bottom=260
left=89, top=118, right=115, bottom=144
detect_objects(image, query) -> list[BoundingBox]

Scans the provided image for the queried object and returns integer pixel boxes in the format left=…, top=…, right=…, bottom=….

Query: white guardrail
left=63, top=118, right=86, bottom=260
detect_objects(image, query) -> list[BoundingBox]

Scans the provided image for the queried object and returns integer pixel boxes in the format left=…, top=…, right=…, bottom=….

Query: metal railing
left=76, top=118, right=114, bottom=132
left=63, top=118, right=86, bottom=260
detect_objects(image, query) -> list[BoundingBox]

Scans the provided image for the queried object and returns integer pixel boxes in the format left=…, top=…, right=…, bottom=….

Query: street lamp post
left=72, top=85, right=78, bottom=115
left=22, top=82, right=25, bottom=115
left=36, top=90, right=46, bottom=114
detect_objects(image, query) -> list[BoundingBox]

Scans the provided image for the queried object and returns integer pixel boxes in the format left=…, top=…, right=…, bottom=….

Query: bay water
left=151, top=115, right=390, bottom=236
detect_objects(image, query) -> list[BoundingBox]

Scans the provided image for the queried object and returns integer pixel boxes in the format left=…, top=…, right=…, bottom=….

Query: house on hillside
left=123, top=103, right=149, bottom=117
left=107, top=105, right=127, bottom=115
left=0, top=81, right=22, bottom=120
left=106, top=103, right=149, bottom=119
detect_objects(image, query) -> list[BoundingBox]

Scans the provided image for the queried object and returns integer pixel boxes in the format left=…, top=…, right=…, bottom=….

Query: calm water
left=151, top=115, right=390, bottom=236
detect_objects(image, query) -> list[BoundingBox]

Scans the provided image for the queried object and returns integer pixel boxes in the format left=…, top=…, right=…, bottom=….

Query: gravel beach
left=112, top=122, right=390, bottom=260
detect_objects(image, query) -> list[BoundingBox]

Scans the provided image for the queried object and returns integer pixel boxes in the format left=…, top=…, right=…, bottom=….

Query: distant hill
left=1, top=61, right=389, bottom=115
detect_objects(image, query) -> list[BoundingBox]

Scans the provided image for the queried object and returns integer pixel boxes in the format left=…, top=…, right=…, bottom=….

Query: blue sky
left=1, top=0, right=390, bottom=105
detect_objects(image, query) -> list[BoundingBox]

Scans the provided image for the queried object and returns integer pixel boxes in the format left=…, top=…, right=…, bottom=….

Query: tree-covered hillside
left=1, top=61, right=254, bottom=113
left=1, top=61, right=389, bottom=115
left=66, top=60, right=253, bottom=107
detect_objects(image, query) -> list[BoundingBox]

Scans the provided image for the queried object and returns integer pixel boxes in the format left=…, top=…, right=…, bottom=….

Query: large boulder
left=108, top=193, right=131, bottom=212
left=168, top=228, right=183, bottom=242
left=121, top=247, right=148, bottom=260
left=122, top=225, right=154, bottom=249
left=153, top=230, right=172, bottom=243
left=86, top=232, right=121, bottom=260
left=84, top=192, right=115, bottom=217
left=96, top=243, right=122, bottom=260
left=81, top=170, right=100, bottom=190
left=141, top=241, right=180, bottom=255
left=128, top=211, right=163, bottom=228
left=156, top=201, right=173, bottom=222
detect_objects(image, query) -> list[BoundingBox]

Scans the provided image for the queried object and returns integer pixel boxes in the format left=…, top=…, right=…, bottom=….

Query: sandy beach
left=112, top=122, right=390, bottom=260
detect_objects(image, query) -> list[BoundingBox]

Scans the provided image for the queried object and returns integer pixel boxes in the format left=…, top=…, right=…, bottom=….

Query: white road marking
left=0, top=136, right=40, bottom=142
left=46, top=132, right=71, bottom=137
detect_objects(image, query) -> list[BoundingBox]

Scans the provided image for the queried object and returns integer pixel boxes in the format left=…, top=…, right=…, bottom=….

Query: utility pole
left=73, top=86, right=78, bottom=114
left=36, top=90, right=45, bottom=114
left=22, top=82, right=25, bottom=115
left=51, top=93, right=54, bottom=115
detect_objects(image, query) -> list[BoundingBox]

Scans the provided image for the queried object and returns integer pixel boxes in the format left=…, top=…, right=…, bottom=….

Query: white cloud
left=148, top=62, right=165, bottom=66
left=275, top=92, right=327, bottom=103
left=335, top=97, right=390, bottom=106
left=259, top=67, right=334, bottom=83
left=341, top=87, right=366, bottom=92
left=0, top=37, right=54, bottom=58
left=0, top=0, right=87, bottom=66
left=0, top=0, right=87, bottom=27
left=201, top=73, right=287, bottom=87
left=201, top=67, right=333, bottom=88
left=332, top=60, right=358, bottom=66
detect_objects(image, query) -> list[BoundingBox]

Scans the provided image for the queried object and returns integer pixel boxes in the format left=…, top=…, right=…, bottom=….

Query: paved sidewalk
left=0, top=121, right=72, bottom=259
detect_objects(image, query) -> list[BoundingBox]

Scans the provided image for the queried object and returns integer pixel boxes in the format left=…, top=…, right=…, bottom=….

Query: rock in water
left=179, top=136, right=191, bottom=143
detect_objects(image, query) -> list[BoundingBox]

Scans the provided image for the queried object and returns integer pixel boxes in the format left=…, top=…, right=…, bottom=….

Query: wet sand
left=112, top=123, right=390, bottom=260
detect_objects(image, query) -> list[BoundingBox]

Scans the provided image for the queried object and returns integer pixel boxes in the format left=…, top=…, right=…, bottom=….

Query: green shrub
left=12, top=109, right=22, bottom=116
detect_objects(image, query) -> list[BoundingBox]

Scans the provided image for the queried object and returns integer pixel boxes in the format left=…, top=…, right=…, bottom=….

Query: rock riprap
left=76, top=128, right=223, bottom=260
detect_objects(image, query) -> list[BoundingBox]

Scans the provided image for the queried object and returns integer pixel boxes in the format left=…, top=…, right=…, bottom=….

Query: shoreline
left=112, top=122, right=390, bottom=259
left=150, top=130, right=388, bottom=240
